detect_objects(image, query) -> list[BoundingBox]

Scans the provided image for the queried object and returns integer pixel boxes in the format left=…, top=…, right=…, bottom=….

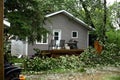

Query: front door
left=53, top=29, right=61, bottom=47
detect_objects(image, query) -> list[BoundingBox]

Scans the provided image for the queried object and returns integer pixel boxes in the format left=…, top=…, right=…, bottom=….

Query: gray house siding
left=28, top=13, right=89, bottom=56
left=46, top=14, right=88, bottom=48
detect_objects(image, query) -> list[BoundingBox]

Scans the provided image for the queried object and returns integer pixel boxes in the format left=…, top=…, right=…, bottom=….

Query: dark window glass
left=54, top=32, right=58, bottom=36
left=54, top=37, right=58, bottom=40
left=73, top=32, right=77, bottom=37
left=43, top=34, right=47, bottom=43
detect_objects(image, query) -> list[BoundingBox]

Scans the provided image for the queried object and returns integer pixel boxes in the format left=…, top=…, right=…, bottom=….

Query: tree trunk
left=0, top=0, right=4, bottom=80
left=102, top=0, right=107, bottom=43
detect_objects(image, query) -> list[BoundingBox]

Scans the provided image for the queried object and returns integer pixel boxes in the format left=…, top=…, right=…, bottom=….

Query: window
left=36, top=34, right=48, bottom=44
left=72, top=31, right=78, bottom=38
left=54, top=32, right=59, bottom=40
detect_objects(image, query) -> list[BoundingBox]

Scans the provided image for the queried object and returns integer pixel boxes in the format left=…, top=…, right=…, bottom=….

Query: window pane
left=36, top=33, right=48, bottom=44
left=43, top=39, right=47, bottom=43
left=73, top=32, right=77, bottom=37
left=43, top=37, right=47, bottom=43
left=43, top=34, right=47, bottom=43
left=54, top=32, right=58, bottom=36
left=54, top=37, right=58, bottom=40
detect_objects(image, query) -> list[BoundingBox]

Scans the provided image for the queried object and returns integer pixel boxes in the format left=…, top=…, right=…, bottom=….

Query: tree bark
left=79, top=0, right=95, bottom=28
left=0, top=0, right=4, bottom=80
left=102, top=0, right=107, bottom=43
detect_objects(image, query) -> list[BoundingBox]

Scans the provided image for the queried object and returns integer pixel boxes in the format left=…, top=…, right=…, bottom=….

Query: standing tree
left=102, top=0, right=107, bottom=43
left=79, top=0, right=109, bottom=44
left=0, top=0, right=4, bottom=79
left=4, top=0, right=49, bottom=43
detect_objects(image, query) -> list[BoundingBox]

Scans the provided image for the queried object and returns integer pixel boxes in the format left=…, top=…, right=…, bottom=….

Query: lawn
left=103, top=74, right=120, bottom=80
left=25, top=67, right=120, bottom=80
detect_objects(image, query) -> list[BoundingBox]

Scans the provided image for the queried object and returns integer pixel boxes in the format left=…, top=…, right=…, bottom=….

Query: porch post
left=0, top=0, right=4, bottom=80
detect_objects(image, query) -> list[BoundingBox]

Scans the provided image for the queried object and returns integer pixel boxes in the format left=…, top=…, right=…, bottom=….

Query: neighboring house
left=11, top=40, right=27, bottom=57
left=4, top=20, right=27, bottom=57
left=27, top=10, right=92, bottom=56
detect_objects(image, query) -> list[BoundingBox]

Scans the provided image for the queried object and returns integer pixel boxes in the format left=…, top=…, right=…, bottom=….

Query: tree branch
left=79, top=0, right=95, bottom=28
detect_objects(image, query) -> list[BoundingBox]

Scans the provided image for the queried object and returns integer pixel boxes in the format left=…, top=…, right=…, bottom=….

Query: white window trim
left=36, top=34, right=48, bottom=44
left=71, top=31, right=78, bottom=38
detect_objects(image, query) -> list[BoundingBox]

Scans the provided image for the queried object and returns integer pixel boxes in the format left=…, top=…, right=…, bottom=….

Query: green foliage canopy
left=106, top=30, right=120, bottom=45
left=4, top=0, right=117, bottom=44
left=4, top=0, right=48, bottom=43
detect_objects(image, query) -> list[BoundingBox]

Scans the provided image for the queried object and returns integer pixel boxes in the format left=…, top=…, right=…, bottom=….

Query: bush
left=106, top=30, right=120, bottom=46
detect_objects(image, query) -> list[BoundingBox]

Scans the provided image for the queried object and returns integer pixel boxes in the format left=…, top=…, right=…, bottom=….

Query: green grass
left=103, top=74, right=120, bottom=80
left=24, top=70, right=120, bottom=80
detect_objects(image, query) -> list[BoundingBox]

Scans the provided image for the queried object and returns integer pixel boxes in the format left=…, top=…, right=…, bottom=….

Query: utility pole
left=0, top=0, right=4, bottom=80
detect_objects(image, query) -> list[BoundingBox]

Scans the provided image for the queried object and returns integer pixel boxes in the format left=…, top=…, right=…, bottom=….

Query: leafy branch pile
left=24, top=43, right=120, bottom=72
left=81, top=43, right=120, bottom=67
left=24, top=55, right=84, bottom=72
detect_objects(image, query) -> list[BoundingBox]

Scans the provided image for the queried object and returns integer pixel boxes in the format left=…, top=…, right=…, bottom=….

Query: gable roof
left=45, top=10, right=93, bottom=30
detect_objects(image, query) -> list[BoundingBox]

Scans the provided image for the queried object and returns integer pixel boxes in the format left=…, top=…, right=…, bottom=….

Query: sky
left=107, top=0, right=120, bottom=5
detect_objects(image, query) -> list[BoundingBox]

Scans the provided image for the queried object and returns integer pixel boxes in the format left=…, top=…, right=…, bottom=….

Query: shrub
left=106, top=30, right=120, bottom=46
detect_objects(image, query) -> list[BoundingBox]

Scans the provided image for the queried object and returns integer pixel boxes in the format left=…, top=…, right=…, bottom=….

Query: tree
left=79, top=0, right=111, bottom=44
left=4, top=0, right=49, bottom=43
left=4, top=0, right=114, bottom=45
left=0, top=0, right=4, bottom=79
left=4, top=0, right=84, bottom=43
left=101, top=0, right=107, bottom=43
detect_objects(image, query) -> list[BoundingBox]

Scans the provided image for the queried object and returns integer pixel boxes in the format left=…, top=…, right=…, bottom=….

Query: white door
left=53, top=29, right=61, bottom=47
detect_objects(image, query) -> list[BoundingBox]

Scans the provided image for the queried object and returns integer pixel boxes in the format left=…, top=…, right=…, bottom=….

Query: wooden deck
left=41, top=49, right=84, bottom=57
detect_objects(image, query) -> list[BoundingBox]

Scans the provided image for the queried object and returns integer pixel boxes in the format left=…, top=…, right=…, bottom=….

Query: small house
left=27, top=10, right=92, bottom=56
